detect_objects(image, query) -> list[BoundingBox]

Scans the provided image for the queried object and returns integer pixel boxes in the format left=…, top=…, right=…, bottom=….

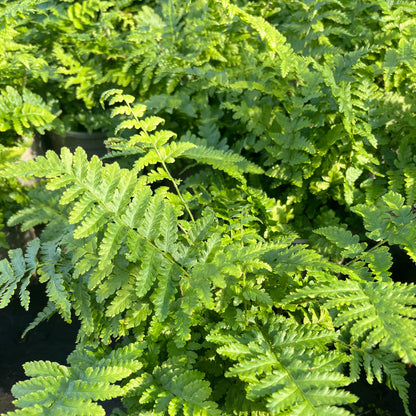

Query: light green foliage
left=122, top=357, right=223, bottom=415
left=0, top=87, right=55, bottom=137
left=353, top=191, right=416, bottom=261
left=9, top=0, right=416, bottom=231
left=284, top=278, right=416, bottom=416
left=100, top=0, right=416, bottom=233
left=209, top=317, right=357, bottom=415
left=101, top=89, right=263, bottom=183
left=1, top=2, right=416, bottom=416
left=0, top=1, right=55, bottom=137
left=4, top=342, right=144, bottom=416
left=0, top=143, right=28, bottom=248
left=286, top=279, right=416, bottom=364
left=2, top=92, right=416, bottom=415
left=0, top=0, right=56, bottom=250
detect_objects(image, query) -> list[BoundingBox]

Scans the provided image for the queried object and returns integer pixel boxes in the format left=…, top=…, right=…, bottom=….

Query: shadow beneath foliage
left=0, top=282, right=122, bottom=415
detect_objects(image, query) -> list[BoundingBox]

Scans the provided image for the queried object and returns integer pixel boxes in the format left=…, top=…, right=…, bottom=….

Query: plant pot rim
left=50, top=130, right=107, bottom=139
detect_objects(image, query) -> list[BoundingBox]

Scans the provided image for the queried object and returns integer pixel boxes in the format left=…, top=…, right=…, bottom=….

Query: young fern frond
left=101, top=89, right=195, bottom=222
left=101, top=89, right=263, bottom=185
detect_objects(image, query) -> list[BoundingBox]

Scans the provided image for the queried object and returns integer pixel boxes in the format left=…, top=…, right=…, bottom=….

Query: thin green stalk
left=125, top=100, right=195, bottom=223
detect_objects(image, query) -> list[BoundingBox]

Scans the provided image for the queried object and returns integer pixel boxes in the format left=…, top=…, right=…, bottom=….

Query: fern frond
left=38, top=241, right=72, bottom=322
left=285, top=279, right=416, bottom=364
left=0, top=238, right=40, bottom=310
left=352, top=191, right=416, bottom=261
left=8, top=342, right=144, bottom=416
left=181, top=134, right=264, bottom=181
left=72, top=279, right=94, bottom=337
left=100, top=89, right=136, bottom=107
left=135, top=244, right=163, bottom=298
left=102, top=91, right=263, bottom=183
left=123, top=357, right=222, bottom=415
left=349, top=348, right=411, bottom=415
left=209, top=317, right=356, bottom=415
left=0, top=86, right=55, bottom=135
left=151, top=262, right=178, bottom=322
left=21, top=302, right=56, bottom=338
left=98, top=222, right=126, bottom=272
left=224, top=1, right=298, bottom=77
left=314, top=226, right=366, bottom=258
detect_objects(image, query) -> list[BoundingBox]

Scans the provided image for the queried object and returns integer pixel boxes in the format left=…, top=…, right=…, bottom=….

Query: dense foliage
left=1, top=1, right=416, bottom=415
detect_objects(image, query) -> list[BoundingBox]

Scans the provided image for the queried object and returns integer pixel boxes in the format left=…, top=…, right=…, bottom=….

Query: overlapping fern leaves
left=209, top=318, right=357, bottom=416
left=7, top=342, right=145, bottom=416
left=2, top=2, right=416, bottom=412
left=2, top=93, right=416, bottom=415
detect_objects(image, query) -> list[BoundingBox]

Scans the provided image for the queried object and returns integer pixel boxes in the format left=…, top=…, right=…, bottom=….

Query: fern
left=101, top=89, right=263, bottom=183
left=0, top=87, right=55, bottom=136
left=2, top=2, right=416, bottom=414
left=3, top=113, right=416, bottom=415
left=209, top=317, right=356, bottom=416
left=349, top=348, right=411, bottom=415
left=352, top=191, right=416, bottom=261
left=122, top=357, right=222, bottom=416
left=0, top=238, right=39, bottom=310
left=0, top=143, right=30, bottom=248
left=6, top=342, right=144, bottom=416
left=286, top=278, right=416, bottom=363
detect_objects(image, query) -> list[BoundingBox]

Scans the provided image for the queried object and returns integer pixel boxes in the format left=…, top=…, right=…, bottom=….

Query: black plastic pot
left=48, top=130, right=108, bottom=158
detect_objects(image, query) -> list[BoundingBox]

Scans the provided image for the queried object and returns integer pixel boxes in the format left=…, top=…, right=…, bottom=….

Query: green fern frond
left=314, top=226, right=366, bottom=258
left=151, top=262, right=179, bottom=322
left=7, top=188, right=67, bottom=240
left=181, top=134, right=264, bottom=181
left=101, top=91, right=263, bottom=183
left=224, top=1, right=298, bottom=77
left=285, top=279, right=416, bottom=364
left=123, top=357, right=222, bottom=416
left=71, top=279, right=94, bottom=337
left=21, top=302, right=56, bottom=338
left=38, top=241, right=72, bottom=322
left=0, top=86, right=55, bottom=135
left=352, top=191, right=416, bottom=261
left=7, top=342, right=144, bottom=416
left=349, top=348, right=411, bottom=415
left=209, top=317, right=356, bottom=415
left=0, top=238, right=40, bottom=310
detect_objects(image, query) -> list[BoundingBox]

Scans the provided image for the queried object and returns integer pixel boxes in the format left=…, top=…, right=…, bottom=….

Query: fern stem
left=159, top=160, right=195, bottom=222
left=65, top=173, right=192, bottom=280
left=345, top=239, right=386, bottom=266
left=125, top=100, right=195, bottom=222
left=256, top=322, right=317, bottom=411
